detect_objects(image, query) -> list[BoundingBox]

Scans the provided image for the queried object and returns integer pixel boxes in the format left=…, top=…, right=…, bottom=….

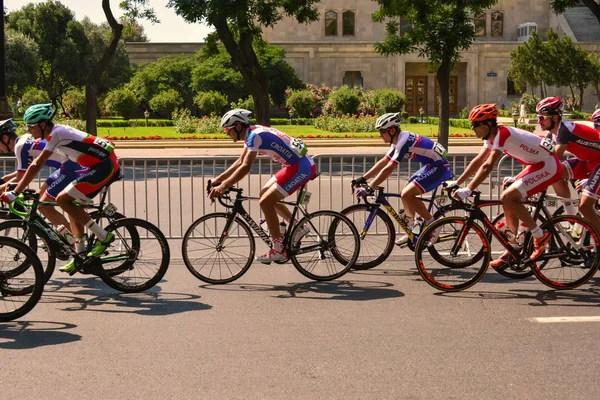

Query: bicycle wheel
left=89, top=211, right=138, bottom=275
left=0, top=219, right=56, bottom=283
left=527, top=215, right=600, bottom=290
left=182, top=213, right=255, bottom=284
left=415, top=216, right=490, bottom=291
left=96, top=218, right=170, bottom=293
left=0, top=237, right=44, bottom=322
left=339, top=204, right=395, bottom=270
left=289, top=210, right=360, bottom=281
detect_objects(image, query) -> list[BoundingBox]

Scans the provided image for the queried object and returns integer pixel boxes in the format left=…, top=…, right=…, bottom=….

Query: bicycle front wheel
left=528, top=215, right=600, bottom=290
left=97, top=218, right=170, bottom=293
left=415, top=217, right=490, bottom=292
left=0, top=237, right=44, bottom=322
left=182, top=213, right=255, bottom=284
left=340, top=204, right=395, bottom=270
left=289, top=210, right=360, bottom=281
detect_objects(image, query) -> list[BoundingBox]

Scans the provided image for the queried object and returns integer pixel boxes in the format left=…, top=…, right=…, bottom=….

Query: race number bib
left=290, top=138, right=308, bottom=157
left=93, top=137, right=115, bottom=153
left=539, top=137, right=555, bottom=153
left=433, top=142, right=448, bottom=159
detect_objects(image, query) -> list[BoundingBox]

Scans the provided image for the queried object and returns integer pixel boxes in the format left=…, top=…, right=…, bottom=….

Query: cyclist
left=0, top=104, right=120, bottom=273
left=451, top=104, right=562, bottom=263
left=353, top=112, right=452, bottom=245
left=207, top=108, right=315, bottom=263
left=537, top=96, right=600, bottom=236
left=0, top=119, right=87, bottom=237
left=592, top=109, right=600, bottom=133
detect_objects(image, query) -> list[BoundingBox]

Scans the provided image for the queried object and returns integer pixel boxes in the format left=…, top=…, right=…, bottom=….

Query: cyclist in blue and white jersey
left=208, top=109, right=316, bottom=263
left=0, top=119, right=86, bottom=233
left=353, top=113, right=452, bottom=244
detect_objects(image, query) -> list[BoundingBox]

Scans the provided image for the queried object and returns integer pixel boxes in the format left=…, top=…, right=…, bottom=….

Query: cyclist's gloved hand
left=355, top=185, right=374, bottom=198
left=0, top=190, right=18, bottom=204
left=575, top=179, right=588, bottom=191
left=502, top=176, right=516, bottom=189
left=351, top=176, right=367, bottom=187
left=452, top=187, right=472, bottom=200
left=206, top=179, right=220, bottom=196
left=444, top=180, right=458, bottom=191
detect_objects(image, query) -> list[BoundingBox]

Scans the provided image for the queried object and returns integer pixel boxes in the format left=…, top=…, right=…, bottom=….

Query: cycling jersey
left=385, top=131, right=447, bottom=165
left=483, top=125, right=554, bottom=165
left=45, top=124, right=115, bottom=168
left=14, top=134, right=76, bottom=171
left=245, top=125, right=308, bottom=167
left=555, top=121, right=600, bottom=163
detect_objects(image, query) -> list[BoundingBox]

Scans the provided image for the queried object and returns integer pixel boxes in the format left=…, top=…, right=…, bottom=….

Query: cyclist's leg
left=579, top=163, right=600, bottom=234
left=38, top=167, right=78, bottom=229
left=403, top=162, right=453, bottom=221
left=261, top=176, right=292, bottom=222
left=553, top=159, right=581, bottom=215
left=270, top=156, right=316, bottom=223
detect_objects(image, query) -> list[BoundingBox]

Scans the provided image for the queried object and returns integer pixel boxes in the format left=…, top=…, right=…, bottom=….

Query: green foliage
left=520, top=93, right=541, bottom=114
left=5, top=30, right=39, bottom=97
left=194, top=91, right=229, bottom=115
left=401, top=110, right=409, bottom=120
left=96, top=119, right=173, bottom=127
left=149, top=89, right=183, bottom=115
left=172, top=108, right=198, bottom=134
left=286, top=90, right=315, bottom=118
left=328, top=86, right=361, bottom=116
left=22, top=87, right=50, bottom=106
left=314, top=115, right=378, bottom=132
left=459, top=107, right=468, bottom=119
left=53, top=116, right=87, bottom=131
left=104, top=87, right=138, bottom=119
left=372, top=88, right=406, bottom=113
left=62, top=87, right=86, bottom=119
left=196, top=115, right=222, bottom=134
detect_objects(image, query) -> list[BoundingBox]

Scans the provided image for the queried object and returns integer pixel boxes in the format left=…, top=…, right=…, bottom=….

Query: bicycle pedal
left=396, top=242, right=409, bottom=248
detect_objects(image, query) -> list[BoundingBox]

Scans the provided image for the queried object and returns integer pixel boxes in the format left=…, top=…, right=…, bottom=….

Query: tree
left=588, top=53, right=600, bottom=106
left=5, top=30, right=39, bottom=98
left=372, top=0, right=497, bottom=149
left=550, top=0, right=600, bottom=25
left=167, top=0, right=320, bottom=125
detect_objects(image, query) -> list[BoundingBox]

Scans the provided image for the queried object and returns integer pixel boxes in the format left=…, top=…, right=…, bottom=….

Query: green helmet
left=0, top=119, right=17, bottom=138
left=23, top=103, right=54, bottom=124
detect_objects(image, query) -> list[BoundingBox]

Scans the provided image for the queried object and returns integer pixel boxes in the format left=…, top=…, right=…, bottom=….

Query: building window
left=491, top=11, right=504, bottom=37
left=474, top=13, right=486, bottom=37
left=399, top=17, right=411, bottom=36
left=343, top=71, right=363, bottom=88
left=343, top=10, right=355, bottom=36
left=325, top=11, right=337, bottom=36
left=507, top=78, right=523, bottom=96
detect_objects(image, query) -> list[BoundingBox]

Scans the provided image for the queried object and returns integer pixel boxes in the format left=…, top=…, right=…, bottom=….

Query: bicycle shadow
left=349, top=266, right=421, bottom=278
left=199, top=279, right=403, bottom=301
left=0, top=321, right=81, bottom=350
left=39, top=277, right=212, bottom=316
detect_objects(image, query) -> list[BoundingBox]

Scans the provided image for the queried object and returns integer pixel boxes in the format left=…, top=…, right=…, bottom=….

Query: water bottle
left=57, top=224, right=77, bottom=245
left=412, top=217, right=424, bottom=235
left=517, top=222, right=528, bottom=245
left=496, top=220, right=514, bottom=241
left=279, top=222, right=287, bottom=236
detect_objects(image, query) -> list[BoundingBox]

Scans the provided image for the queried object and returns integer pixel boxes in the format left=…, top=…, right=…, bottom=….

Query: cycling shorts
left=408, top=160, right=453, bottom=194
left=563, top=158, right=599, bottom=180
left=511, top=154, right=563, bottom=198
left=65, top=152, right=120, bottom=202
left=582, top=163, right=600, bottom=199
left=44, top=161, right=88, bottom=200
left=274, top=155, right=316, bottom=196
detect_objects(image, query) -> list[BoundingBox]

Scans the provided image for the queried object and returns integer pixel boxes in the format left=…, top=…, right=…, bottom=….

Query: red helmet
left=468, top=104, right=499, bottom=122
left=536, top=96, right=563, bottom=115
left=591, top=109, right=600, bottom=123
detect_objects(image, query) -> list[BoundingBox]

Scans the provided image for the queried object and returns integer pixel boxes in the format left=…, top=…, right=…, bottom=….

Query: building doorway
left=405, top=76, right=428, bottom=115
left=434, top=76, right=458, bottom=115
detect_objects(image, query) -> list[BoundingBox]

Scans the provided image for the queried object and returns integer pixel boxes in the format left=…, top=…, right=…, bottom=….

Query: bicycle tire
left=415, top=216, right=490, bottom=292
left=339, top=204, right=395, bottom=270
left=0, top=219, right=57, bottom=283
left=96, top=218, right=170, bottom=293
left=528, top=215, right=600, bottom=290
left=182, top=213, right=255, bottom=284
left=89, top=211, right=137, bottom=275
left=289, top=210, right=360, bottom=281
left=0, top=237, right=44, bottom=322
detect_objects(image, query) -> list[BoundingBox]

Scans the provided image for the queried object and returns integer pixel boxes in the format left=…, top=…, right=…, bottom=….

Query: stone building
left=126, top=0, right=600, bottom=114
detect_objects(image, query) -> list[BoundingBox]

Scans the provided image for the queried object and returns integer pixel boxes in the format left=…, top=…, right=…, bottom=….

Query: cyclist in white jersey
left=451, top=104, right=562, bottom=265
left=207, top=109, right=316, bottom=263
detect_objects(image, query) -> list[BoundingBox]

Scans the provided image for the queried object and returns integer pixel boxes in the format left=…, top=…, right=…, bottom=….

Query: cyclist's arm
left=220, top=150, right=257, bottom=190
left=466, top=149, right=503, bottom=192
left=13, top=150, right=53, bottom=194
left=363, top=157, right=389, bottom=180
left=0, top=171, right=19, bottom=192
left=554, top=143, right=568, bottom=158
left=213, top=148, right=247, bottom=184
left=369, top=160, right=397, bottom=189
left=456, top=146, right=491, bottom=186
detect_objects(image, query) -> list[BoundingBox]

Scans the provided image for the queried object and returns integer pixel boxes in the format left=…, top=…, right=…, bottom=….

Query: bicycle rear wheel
left=289, top=210, right=360, bottom=281
left=97, top=218, right=170, bottom=293
left=415, top=217, right=490, bottom=291
left=528, top=215, right=600, bottom=290
left=339, top=204, right=395, bottom=270
left=0, top=237, right=44, bottom=322
left=182, top=213, right=255, bottom=284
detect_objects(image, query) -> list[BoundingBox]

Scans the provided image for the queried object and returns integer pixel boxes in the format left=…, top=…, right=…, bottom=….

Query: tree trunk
left=214, top=18, right=270, bottom=125
left=436, top=58, right=451, bottom=150
left=578, top=84, right=585, bottom=111
left=85, top=0, right=123, bottom=135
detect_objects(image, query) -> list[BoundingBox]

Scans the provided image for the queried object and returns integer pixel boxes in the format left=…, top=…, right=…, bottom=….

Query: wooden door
left=434, top=76, right=458, bottom=115
left=405, top=76, right=428, bottom=115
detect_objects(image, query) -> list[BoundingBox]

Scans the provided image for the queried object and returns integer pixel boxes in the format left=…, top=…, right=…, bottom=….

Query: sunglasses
left=537, top=115, right=551, bottom=121
left=378, top=128, right=389, bottom=135
left=26, top=123, right=37, bottom=129
left=471, top=121, right=484, bottom=128
left=594, top=123, right=599, bottom=129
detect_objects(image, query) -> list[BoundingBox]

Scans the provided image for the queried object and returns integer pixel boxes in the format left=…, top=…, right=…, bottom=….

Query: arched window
left=474, top=13, right=486, bottom=37
left=491, top=11, right=504, bottom=37
left=325, top=11, right=337, bottom=36
left=343, top=10, right=355, bottom=36
left=343, top=71, right=363, bottom=88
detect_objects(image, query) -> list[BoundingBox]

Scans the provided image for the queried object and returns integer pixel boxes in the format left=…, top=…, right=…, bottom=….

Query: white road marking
left=529, top=316, right=600, bottom=323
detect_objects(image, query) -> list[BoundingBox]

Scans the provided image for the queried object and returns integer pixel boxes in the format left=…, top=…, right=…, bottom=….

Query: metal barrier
left=1, top=153, right=516, bottom=239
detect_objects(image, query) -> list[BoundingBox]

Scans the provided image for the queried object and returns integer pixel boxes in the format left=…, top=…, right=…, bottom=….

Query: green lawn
left=98, top=123, right=471, bottom=139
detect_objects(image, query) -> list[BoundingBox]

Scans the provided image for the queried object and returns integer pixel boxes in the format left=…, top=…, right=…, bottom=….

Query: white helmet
left=375, top=112, right=401, bottom=130
left=220, top=108, right=252, bottom=128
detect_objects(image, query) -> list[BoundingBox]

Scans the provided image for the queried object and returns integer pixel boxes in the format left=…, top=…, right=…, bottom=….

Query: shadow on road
left=38, top=277, right=212, bottom=316
left=0, top=321, right=81, bottom=350
left=199, top=280, right=403, bottom=301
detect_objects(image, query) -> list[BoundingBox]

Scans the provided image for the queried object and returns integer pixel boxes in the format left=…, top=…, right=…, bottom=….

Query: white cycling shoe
left=256, top=249, right=288, bottom=264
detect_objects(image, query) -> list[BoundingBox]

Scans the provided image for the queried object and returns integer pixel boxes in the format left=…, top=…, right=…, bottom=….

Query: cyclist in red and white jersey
left=451, top=104, right=562, bottom=264
left=537, top=96, right=600, bottom=236
left=591, top=109, right=600, bottom=133
left=0, top=104, right=120, bottom=273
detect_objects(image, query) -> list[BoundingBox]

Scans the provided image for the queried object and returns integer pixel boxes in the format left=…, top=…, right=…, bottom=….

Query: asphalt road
left=3, top=244, right=600, bottom=399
